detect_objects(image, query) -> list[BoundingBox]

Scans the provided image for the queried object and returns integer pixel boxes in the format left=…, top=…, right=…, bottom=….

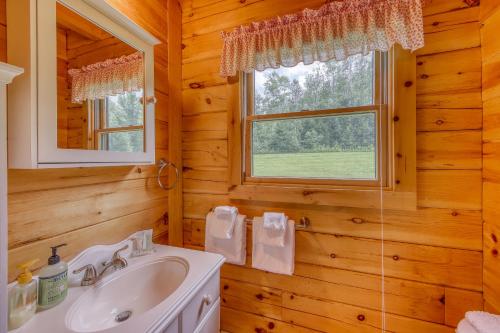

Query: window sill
left=228, top=184, right=417, bottom=211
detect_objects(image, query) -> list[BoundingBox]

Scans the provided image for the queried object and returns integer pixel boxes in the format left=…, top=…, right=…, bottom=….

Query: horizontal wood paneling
left=6, top=1, right=170, bottom=280
left=181, top=0, right=484, bottom=330
left=481, top=0, right=500, bottom=314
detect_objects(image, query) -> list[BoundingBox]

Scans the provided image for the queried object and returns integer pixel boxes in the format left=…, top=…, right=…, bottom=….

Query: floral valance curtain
left=220, top=0, right=426, bottom=77
left=68, top=51, right=144, bottom=104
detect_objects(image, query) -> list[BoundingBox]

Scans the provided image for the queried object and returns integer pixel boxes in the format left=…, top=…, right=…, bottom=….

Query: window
left=87, top=90, right=145, bottom=152
left=243, top=52, right=389, bottom=187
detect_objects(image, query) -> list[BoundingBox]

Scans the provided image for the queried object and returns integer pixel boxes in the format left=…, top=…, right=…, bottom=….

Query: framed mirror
left=56, top=2, right=146, bottom=154
left=7, top=0, right=160, bottom=168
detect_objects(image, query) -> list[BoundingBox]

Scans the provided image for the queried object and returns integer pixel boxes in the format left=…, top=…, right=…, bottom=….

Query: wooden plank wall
left=481, top=0, right=500, bottom=315
left=181, top=0, right=484, bottom=332
left=4, top=0, right=170, bottom=281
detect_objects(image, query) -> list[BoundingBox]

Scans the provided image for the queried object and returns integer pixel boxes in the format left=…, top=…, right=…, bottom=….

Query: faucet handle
left=73, top=264, right=97, bottom=286
left=112, top=245, right=129, bottom=261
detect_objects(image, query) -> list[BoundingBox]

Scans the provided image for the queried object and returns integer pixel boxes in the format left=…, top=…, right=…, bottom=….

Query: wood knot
left=97, top=211, right=102, bottom=215
left=222, top=297, right=226, bottom=303
left=290, top=294, right=295, bottom=300
left=492, top=248, right=499, bottom=257
left=302, top=190, right=314, bottom=196
left=189, top=82, right=204, bottom=89
left=420, top=74, right=429, bottom=79
left=451, top=211, right=459, bottom=217
left=357, top=314, right=366, bottom=321
left=268, top=322, right=275, bottom=329
left=396, top=152, right=403, bottom=158
left=256, top=293, right=264, bottom=300
left=393, top=116, right=400, bottom=122
left=392, top=255, right=400, bottom=261
left=330, top=253, right=336, bottom=259
left=254, top=328, right=265, bottom=333
left=395, top=179, right=401, bottom=184
left=492, top=233, right=498, bottom=243
left=404, top=81, right=413, bottom=87
left=240, top=0, right=246, bottom=3
left=435, top=119, right=444, bottom=126
left=351, top=217, right=364, bottom=224
left=223, top=284, right=229, bottom=290
left=432, top=21, right=440, bottom=26
left=181, top=43, right=186, bottom=50
left=439, top=295, right=445, bottom=305
left=417, top=61, right=424, bottom=66
left=205, top=98, right=212, bottom=104
left=137, top=167, right=142, bottom=173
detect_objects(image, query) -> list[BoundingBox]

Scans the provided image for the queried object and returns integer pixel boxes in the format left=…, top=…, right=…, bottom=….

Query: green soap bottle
left=37, top=244, right=68, bottom=310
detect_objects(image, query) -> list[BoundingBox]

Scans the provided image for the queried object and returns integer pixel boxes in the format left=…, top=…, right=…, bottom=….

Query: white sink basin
left=65, top=257, right=189, bottom=332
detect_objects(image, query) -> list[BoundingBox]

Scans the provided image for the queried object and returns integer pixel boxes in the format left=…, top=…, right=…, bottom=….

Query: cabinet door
left=182, top=272, right=220, bottom=333
left=194, top=299, right=220, bottom=333
left=161, top=317, right=179, bottom=333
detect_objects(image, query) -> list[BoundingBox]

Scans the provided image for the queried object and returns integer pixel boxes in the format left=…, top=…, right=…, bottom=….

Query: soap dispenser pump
left=37, top=244, right=68, bottom=310
left=8, top=259, right=39, bottom=330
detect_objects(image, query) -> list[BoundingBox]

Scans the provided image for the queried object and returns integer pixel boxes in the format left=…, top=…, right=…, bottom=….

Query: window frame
left=86, top=94, right=145, bottom=152
left=241, top=52, right=390, bottom=189
left=227, top=46, right=417, bottom=210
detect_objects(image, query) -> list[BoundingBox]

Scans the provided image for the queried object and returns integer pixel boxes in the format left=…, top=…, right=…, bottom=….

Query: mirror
left=56, top=2, right=145, bottom=153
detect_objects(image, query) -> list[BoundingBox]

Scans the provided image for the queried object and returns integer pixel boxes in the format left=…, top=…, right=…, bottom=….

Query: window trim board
left=227, top=46, right=416, bottom=210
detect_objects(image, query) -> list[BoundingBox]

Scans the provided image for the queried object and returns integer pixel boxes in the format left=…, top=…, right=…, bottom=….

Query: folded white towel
left=457, top=319, right=479, bottom=333
left=207, top=206, right=238, bottom=239
left=263, top=212, right=287, bottom=231
left=205, top=214, right=246, bottom=265
left=262, top=212, right=287, bottom=247
left=465, top=311, right=500, bottom=333
left=252, top=217, right=295, bottom=275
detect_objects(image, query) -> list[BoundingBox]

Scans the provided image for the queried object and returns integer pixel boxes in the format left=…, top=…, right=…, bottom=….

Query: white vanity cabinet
left=159, top=271, right=221, bottom=333
left=8, top=243, right=224, bottom=333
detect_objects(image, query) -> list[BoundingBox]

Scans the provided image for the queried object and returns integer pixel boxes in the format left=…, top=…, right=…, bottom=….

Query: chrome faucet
left=100, top=245, right=128, bottom=276
left=73, top=245, right=129, bottom=286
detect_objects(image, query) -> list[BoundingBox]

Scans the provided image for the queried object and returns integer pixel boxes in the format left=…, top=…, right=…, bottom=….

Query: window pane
left=254, top=53, right=374, bottom=115
left=101, top=130, right=144, bottom=152
left=251, top=113, right=376, bottom=179
left=106, top=90, right=144, bottom=128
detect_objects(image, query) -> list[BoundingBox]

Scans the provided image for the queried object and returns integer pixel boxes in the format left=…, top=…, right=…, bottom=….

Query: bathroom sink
left=65, top=257, right=189, bottom=332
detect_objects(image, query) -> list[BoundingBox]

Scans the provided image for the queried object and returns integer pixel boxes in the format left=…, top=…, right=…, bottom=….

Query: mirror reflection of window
left=56, top=2, right=146, bottom=153
left=87, top=90, right=145, bottom=152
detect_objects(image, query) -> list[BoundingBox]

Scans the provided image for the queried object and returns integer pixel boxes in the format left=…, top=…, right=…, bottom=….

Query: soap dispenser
left=8, top=259, right=39, bottom=330
left=37, top=244, right=68, bottom=310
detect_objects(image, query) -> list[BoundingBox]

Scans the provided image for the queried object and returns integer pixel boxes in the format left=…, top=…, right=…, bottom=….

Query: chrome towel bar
left=208, top=207, right=310, bottom=229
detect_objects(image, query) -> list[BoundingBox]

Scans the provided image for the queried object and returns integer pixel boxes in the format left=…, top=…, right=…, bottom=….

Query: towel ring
left=157, top=158, right=179, bottom=191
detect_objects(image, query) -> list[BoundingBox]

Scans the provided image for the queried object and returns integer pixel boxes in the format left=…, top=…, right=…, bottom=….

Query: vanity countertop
left=9, top=242, right=225, bottom=333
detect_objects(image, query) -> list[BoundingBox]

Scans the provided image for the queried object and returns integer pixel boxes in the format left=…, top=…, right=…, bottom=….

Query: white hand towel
left=207, top=206, right=238, bottom=239
left=205, top=214, right=246, bottom=265
left=457, top=319, right=480, bottom=333
left=262, top=212, right=287, bottom=247
left=465, top=311, right=500, bottom=333
left=263, top=212, right=287, bottom=231
left=252, top=217, right=295, bottom=275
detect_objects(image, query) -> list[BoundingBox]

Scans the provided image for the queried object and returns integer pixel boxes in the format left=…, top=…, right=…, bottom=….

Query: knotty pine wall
left=181, top=0, right=484, bottom=332
left=5, top=0, right=170, bottom=281
left=481, top=0, right=500, bottom=315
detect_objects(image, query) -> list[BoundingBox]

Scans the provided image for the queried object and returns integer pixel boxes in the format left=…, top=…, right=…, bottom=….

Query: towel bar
left=208, top=208, right=310, bottom=229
